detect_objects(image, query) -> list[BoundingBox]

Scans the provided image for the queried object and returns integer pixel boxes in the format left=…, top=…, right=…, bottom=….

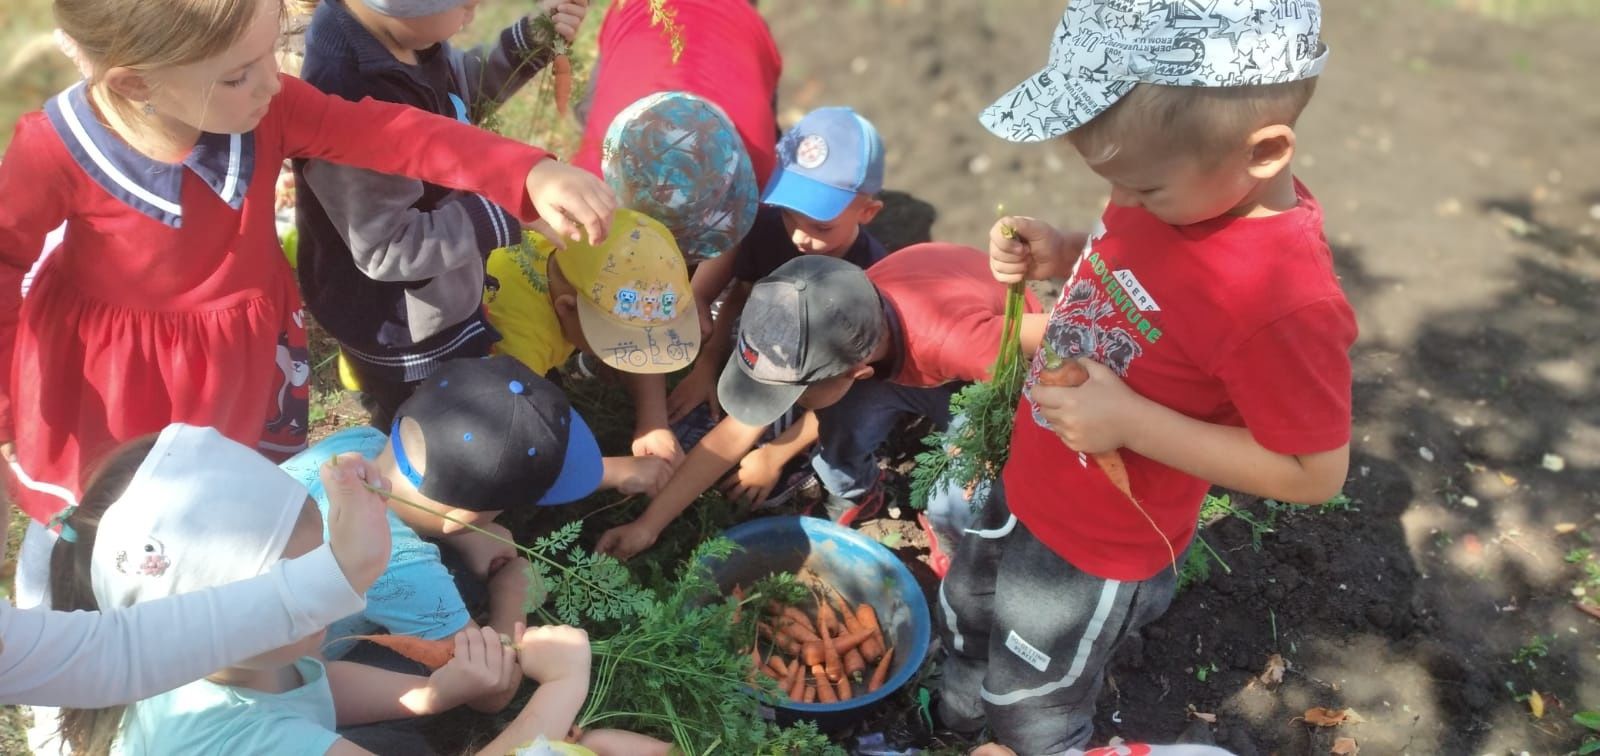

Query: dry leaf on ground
left=1529, top=690, right=1545, bottom=719
left=1331, top=736, right=1360, bottom=754
left=1302, top=707, right=1365, bottom=727
left=1555, top=523, right=1579, bottom=534
left=1257, top=653, right=1288, bottom=687
left=1186, top=704, right=1218, bottom=723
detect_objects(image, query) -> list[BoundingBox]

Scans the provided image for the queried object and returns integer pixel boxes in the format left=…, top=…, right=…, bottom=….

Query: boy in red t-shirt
left=940, top=1, right=1356, bottom=752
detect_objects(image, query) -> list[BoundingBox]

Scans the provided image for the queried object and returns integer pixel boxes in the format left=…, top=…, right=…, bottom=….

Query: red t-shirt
left=1004, top=183, right=1357, bottom=581
left=871, top=243, right=1039, bottom=388
left=572, top=0, right=782, bottom=187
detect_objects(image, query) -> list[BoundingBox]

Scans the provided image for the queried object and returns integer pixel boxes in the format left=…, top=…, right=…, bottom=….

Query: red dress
left=0, top=75, right=547, bottom=523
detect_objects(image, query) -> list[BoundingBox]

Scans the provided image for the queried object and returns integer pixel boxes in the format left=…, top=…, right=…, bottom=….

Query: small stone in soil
left=1460, top=495, right=1479, bottom=508
left=1419, top=447, right=1435, bottom=462
left=1541, top=453, right=1565, bottom=472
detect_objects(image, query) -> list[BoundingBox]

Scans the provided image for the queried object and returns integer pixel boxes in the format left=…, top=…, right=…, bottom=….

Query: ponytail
left=49, top=436, right=160, bottom=756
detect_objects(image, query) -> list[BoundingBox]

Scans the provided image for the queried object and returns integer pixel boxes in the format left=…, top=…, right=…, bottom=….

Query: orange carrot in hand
left=868, top=647, right=894, bottom=692
left=551, top=54, right=573, bottom=116
left=341, top=634, right=454, bottom=670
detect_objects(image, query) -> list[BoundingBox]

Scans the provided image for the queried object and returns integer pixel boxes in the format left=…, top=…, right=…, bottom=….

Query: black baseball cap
left=717, top=255, right=886, bottom=427
left=392, top=356, right=604, bottom=511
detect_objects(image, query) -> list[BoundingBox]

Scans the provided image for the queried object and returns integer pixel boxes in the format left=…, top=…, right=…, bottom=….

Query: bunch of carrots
left=737, top=586, right=895, bottom=704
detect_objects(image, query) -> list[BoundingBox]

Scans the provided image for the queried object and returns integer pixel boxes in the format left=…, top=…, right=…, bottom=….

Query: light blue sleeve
left=281, top=429, right=471, bottom=659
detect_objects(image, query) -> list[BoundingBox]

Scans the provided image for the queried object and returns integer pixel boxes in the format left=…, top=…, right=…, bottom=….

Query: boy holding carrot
left=293, top=0, right=588, bottom=428
left=596, top=244, right=1044, bottom=562
left=940, top=1, right=1356, bottom=752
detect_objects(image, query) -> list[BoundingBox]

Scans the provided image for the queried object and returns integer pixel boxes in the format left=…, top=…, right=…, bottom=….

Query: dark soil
left=759, top=1, right=1600, bottom=754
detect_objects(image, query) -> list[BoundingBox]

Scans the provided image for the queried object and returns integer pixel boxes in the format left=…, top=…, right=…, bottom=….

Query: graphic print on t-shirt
left=1025, top=223, right=1165, bottom=429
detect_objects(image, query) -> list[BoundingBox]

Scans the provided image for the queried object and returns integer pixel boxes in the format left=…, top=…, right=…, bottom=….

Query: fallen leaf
left=1555, top=523, right=1579, bottom=535
left=1498, top=471, right=1519, bottom=488
left=1543, top=453, right=1566, bottom=472
left=1258, top=653, right=1288, bottom=687
left=1191, top=711, right=1217, bottom=723
left=1331, top=737, right=1360, bottom=755
left=1530, top=690, right=1545, bottom=719
left=1576, top=602, right=1600, bottom=622
left=1303, top=707, right=1349, bottom=727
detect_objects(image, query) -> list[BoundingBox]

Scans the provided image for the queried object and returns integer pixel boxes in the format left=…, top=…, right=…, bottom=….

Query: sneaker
left=668, top=403, right=721, bottom=451
left=820, top=476, right=893, bottom=527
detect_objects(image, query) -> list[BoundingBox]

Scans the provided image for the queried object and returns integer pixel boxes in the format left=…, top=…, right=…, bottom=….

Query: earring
left=142, top=102, right=155, bottom=116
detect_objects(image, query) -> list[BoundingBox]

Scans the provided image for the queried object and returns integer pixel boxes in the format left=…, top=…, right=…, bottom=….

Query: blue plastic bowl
left=707, top=516, right=932, bottom=731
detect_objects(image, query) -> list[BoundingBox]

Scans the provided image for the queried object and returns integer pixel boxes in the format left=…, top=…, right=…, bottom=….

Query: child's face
left=388, top=0, right=482, bottom=50
left=779, top=194, right=882, bottom=257
left=1070, top=139, right=1258, bottom=227
left=547, top=256, right=594, bottom=354
left=140, top=0, right=284, bottom=135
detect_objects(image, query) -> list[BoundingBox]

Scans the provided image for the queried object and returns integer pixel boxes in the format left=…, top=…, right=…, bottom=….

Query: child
left=943, top=1, right=1355, bottom=752
left=293, top=0, right=590, bottom=428
left=597, top=244, right=1045, bottom=562
left=278, top=356, right=662, bottom=667
left=485, top=207, right=699, bottom=471
left=49, top=424, right=660, bottom=755
left=665, top=106, right=889, bottom=445
left=0, top=0, right=614, bottom=546
left=0, top=443, right=391, bottom=708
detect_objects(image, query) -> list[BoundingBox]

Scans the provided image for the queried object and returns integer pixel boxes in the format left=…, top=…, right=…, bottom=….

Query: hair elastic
left=49, top=506, right=80, bottom=544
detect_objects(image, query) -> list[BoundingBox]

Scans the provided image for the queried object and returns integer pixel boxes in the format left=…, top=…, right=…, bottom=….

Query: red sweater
left=0, top=75, right=546, bottom=522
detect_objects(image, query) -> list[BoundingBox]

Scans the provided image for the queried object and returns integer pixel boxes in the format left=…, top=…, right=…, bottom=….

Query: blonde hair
left=1070, top=78, right=1320, bottom=166
left=53, top=0, right=276, bottom=123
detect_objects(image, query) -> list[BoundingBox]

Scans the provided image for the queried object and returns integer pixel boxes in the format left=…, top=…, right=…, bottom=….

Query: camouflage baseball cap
left=601, top=91, right=759, bottom=264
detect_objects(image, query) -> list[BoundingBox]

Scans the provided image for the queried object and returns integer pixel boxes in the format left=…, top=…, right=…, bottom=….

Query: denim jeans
left=811, top=378, right=960, bottom=505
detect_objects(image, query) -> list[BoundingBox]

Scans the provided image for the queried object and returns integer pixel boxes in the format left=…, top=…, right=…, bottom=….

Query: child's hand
left=666, top=361, right=721, bottom=423
left=1030, top=358, right=1146, bottom=454
left=594, top=519, right=661, bottom=561
left=525, top=158, right=616, bottom=246
left=540, top=0, right=588, bottom=44
left=445, top=523, right=518, bottom=579
left=427, top=626, right=520, bottom=713
left=990, top=216, right=1070, bottom=283
left=718, top=447, right=782, bottom=507
left=322, top=453, right=393, bottom=595
left=517, top=624, right=591, bottom=683
left=631, top=426, right=684, bottom=469
left=601, top=455, right=672, bottom=497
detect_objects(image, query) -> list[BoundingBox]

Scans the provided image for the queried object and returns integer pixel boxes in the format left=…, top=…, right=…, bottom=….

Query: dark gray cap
left=717, top=255, right=886, bottom=427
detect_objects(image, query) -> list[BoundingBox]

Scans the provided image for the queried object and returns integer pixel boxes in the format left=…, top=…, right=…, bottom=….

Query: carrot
left=811, top=663, right=827, bottom=681
left=786, top=661, right=805, bottom=700
left=816, top=676, right=838, bottom=703
left=551, top=53, right=573, bottom=117
left=1037, top=353, right=1178, bottom=574
left=730, top=584, right=746, bottom=623
left=341, top=634, right=454, bottom=670
left=802, top=685, right=817, bottom=703
left=757, top=659, right=782, bottom=682
left=778, top=606, right=820, bottom=640
left=757, top=622, right=800, bottom=656
left=835, top=674, right=853, bottom=701
left=855, top=604, right=886, bottom=662
left=767, top=656, right=789, bottom=679
left=820, top=619, right=843, bottom=683
left=844, top=647, right=868, bottom=680
left=828, top=626, right=875, bottom=656
left=801, top=640, right=825, bottom=667
left=816, top=593, right=842, bottom=637
left=868, top=647, right=894, bottom=692
left=835, top=594, right=865, bottom=635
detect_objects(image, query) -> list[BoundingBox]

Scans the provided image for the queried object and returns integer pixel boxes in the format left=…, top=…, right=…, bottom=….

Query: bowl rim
left=714, top=515, right=933, bottom=714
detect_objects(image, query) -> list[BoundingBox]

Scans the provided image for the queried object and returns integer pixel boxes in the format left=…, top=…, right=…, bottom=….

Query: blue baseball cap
left=391, top=356, right=604, bottom=511
left=762, top=107, right=885, bottom=223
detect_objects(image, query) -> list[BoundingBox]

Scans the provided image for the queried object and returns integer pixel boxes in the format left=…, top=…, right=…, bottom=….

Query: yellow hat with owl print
left=551, top=208, right=699, bottom=374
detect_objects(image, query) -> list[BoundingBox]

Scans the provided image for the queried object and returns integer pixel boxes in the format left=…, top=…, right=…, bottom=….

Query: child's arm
left=1019, top=312, right=1049, bottom=358
left=720, top=410, right=820, bottom=506
left=623, top=371, right=684, bottom=467
left=453, top=2, right=588, bottom=118
left=1034, top=360, right=1350, bottom=505
left=0, top=117, right=72, bottom=449
left=274, top=74, right=613, bottom=245
left=596, top=417, right=767, bottom=560
left=600, top=455, right=673, bottom=497
left=327, top=625, right=519, bottom=726
left=667, top=281, right=751, bottom=423
left=471, top=624, right=592, bottom=755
